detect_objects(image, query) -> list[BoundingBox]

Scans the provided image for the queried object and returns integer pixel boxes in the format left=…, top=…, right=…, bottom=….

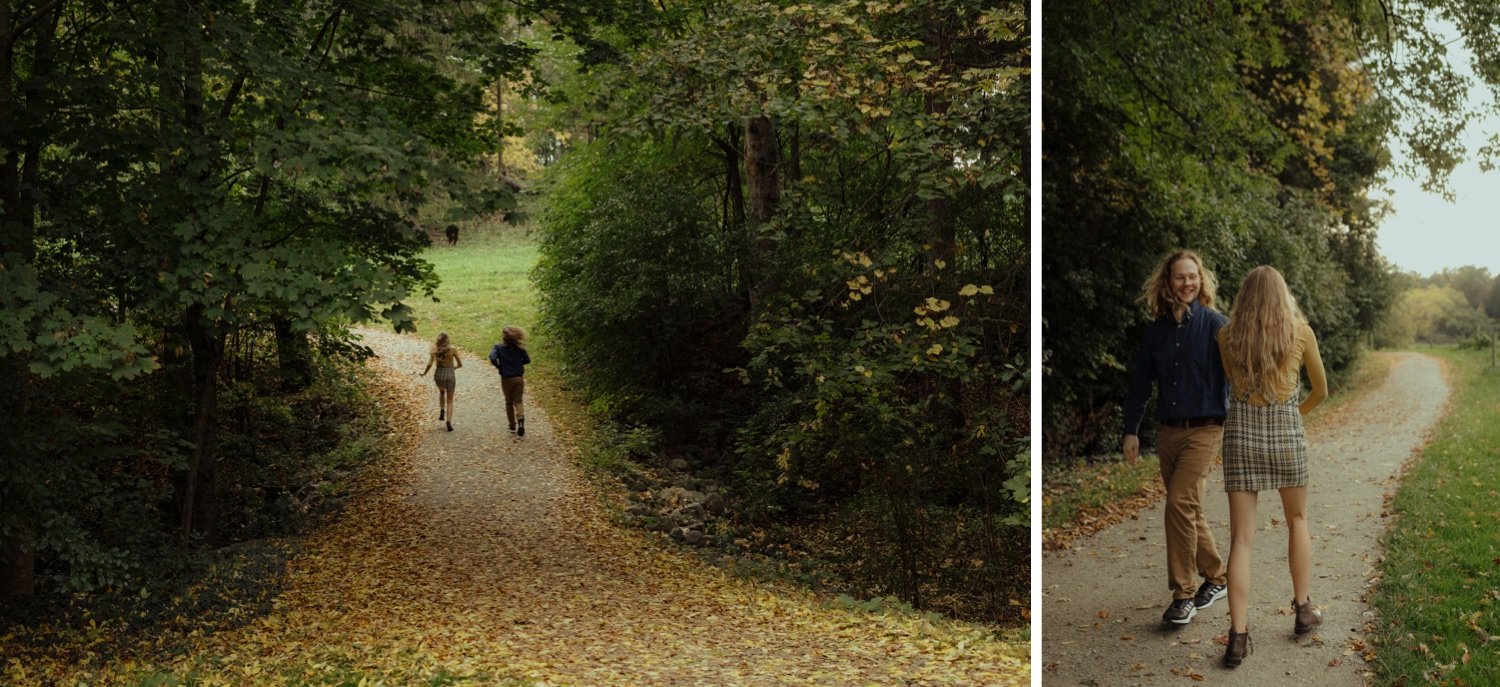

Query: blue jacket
left=1122, top=300, right=1230, bottom=435
left=489, top=343, right=530, bottom=378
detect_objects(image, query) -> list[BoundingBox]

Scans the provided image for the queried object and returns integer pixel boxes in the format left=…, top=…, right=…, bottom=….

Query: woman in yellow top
left=1215, top=266, right=1328, bottom=667
left=421, top=332, right=463, bottom=432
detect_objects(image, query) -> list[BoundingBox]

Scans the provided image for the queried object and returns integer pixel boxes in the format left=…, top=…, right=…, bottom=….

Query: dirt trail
left=216, top=328, right=1027, bottom=686
left=1041, top=352, right=1449, bottom=686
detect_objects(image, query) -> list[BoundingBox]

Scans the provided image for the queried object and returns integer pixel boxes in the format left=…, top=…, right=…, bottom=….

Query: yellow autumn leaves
left=912, top=285, right=993, bottom=356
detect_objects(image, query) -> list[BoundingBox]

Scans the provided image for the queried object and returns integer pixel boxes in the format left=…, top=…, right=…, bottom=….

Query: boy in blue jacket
left=488, top=326, right=532, bottom=436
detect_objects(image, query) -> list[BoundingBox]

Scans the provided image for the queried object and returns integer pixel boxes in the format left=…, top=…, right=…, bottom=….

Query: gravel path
left=1041, top=352, right=1449, bottom=685
left=325, top=328, right=1028, bottom=686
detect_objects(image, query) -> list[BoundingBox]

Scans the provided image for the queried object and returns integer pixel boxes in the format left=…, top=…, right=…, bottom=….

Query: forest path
left=173, top=328, right=1028, bottom=686
left=1041, top=351, right=1449, bottom=686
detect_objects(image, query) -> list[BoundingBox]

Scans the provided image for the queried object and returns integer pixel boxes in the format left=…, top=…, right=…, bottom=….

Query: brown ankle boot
left=1294, top=597, right=1323, bottom=634
left=1223, top=629, right=1252, bottom=667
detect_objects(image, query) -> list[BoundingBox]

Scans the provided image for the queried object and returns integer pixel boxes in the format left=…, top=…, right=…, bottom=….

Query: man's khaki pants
left=502, top=376, right=526, bottom=428
left=1156, top=424, right=1227, bottom=600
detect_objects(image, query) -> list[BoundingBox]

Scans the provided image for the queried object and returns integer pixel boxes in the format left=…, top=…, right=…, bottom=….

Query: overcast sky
left=1370, top=23, right=1500, bottom=278
left=1373, top=136, right=1500, bottom=277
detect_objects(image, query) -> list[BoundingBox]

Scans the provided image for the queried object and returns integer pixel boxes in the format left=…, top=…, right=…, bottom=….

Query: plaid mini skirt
left=433, top=366, right=456, bottom=391
left=1222, top=395, right=1308, bottom=492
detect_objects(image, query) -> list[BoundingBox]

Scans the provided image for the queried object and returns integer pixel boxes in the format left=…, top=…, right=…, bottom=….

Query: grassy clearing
left=407, top=222, right=547, bottom=378
left=402, top=218, right=603, bottom=474
left=1042, top=350, right=1392, bottom=547
left=1369, top=346, right=1500, bottom=686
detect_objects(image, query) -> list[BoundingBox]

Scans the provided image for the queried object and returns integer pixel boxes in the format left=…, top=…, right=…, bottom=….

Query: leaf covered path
left=27, top=328, right=1025, bottom=686
left=1041, top=352, right=1450, bottom=685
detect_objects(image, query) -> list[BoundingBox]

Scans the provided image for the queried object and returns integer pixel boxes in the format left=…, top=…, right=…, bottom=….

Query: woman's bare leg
left=446, top=389, right=456, bottom=423
left=1227, top=490, right=1259, bottom=633
left=1278, top=486, right=1311, bottom=604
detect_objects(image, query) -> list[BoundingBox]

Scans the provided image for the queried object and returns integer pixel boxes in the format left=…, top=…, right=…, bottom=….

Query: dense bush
left=535, top=1, right=1028, bottom=623
left=534, top=138, right=751, bottom=441
left=0, top=330, right=384, bottom=598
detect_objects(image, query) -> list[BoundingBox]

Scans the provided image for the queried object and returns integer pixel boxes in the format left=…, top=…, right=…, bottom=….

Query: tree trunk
left=786, top=122, right=802, bottom=195
left=744, top=115, right=780, bottom=222
left=1, top=523, right=35, bottom=597
left=743, top=114, right=780, bottom=311
left=273, top=315, right=314, bottom=391
left=922, top=20, right=956, bottom=274
left=0, top=353, right=35, bottom=597
left=0, top=0, right=62, bottom=596
left=180, top=303, right=225, bottom=545
left=494, top=76, right=506, bottom=177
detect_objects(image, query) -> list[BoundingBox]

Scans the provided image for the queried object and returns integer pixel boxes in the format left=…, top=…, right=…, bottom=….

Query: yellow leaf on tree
left=979, top=285, right=995, bottom=295
left=927, top=344, right=944, bottom=356
left=940, top=316, right=960, bottom=328
left=959, top=284, right=979, bottom=297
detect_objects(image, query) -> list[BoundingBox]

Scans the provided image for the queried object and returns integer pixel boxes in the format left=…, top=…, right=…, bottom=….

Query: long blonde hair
left=1139, top=249, right=1218, bottom=319
left=433, top=332, right=453, bottom=361
left=1220, top=266, right=1305, bottom=401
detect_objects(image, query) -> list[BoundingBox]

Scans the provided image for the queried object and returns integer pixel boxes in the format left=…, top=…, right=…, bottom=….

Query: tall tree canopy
left=1042, top=0, right=1500, bottom=464
left=0, top=0, right=576, bottom=595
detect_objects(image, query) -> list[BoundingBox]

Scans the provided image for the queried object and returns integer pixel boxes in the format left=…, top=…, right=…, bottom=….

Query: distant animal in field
left=445, top=224, right=459, bottom=245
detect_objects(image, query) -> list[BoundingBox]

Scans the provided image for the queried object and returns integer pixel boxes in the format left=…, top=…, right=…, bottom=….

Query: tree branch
left=2, top=0, right=65, bottom=51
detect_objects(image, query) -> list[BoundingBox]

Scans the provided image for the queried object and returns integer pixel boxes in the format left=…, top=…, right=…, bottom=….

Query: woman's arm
left=1299, top=327, right=1328, bottom=415
left=455, top=351, right=463, bottom=369
left=421, top=351, right=434, bottom=376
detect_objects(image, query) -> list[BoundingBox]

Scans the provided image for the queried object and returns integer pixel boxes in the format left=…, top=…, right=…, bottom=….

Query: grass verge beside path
left=1043, top=350, right=1394, bottom=550
left=1370, top=346, right=1500, bottom=686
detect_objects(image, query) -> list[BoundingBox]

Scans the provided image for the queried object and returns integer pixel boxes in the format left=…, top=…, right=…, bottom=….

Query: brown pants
left=502, top=376, right=525, bottom=428
left=1157, top=424, right=1227, bottom=599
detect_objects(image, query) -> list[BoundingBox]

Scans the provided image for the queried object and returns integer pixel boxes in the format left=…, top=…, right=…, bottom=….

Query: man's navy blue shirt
left=1122, top=300, right=1230, bottom=435
left=488, top=343, right=530, bottom=378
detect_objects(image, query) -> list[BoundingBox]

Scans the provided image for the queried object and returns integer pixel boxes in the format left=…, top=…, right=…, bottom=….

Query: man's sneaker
left=1162, top=598, right=1197, bottom=625
left=517, top=420, right=525, bottom=437
left=1193, top=581, right=1227, bottom=610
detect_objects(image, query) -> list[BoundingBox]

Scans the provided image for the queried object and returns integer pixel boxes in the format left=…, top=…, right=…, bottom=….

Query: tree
left=1038, top=0, right=1500, bottom=465
left=2, top=0, right=546, bottom=596
left=1486, top=274, right=1500, bottom=319
left=1428, top=266, right=1493, bottom=310
left=535, top=0, right=1029, bottom=621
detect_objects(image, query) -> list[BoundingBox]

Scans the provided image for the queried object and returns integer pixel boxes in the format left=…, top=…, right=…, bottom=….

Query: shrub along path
left=1041, top=351, right=1450, bottom=685
left=16, top=328, right=1025, bottom=686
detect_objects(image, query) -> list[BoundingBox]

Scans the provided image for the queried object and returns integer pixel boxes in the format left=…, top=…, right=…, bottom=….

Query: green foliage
left=1379, top=284, right=1490, bottom=348
left=0, top=0, right=577, bottom=596
left=1042, top=0, right=1403, bottom=464
left=535, top=138, right=749, bottom=437
left=533, top=0, right=1028, bottom=622
left=1488, top=274, right=1500, bottom=319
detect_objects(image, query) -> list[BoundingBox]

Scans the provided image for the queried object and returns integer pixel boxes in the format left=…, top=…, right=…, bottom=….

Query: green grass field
left=408, top=223, right=549, bottom=377
left=1370, top=346, right=1500, bottom=685
left=399, top=218, right=597, bottom=461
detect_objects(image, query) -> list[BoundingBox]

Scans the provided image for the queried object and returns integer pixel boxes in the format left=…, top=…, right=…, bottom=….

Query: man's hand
left=1123, top=434, right=1140, bottom=464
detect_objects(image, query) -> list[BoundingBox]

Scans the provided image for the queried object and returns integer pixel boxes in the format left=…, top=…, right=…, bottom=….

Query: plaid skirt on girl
left=1222, top=392, right=1308, bottom=492
left=433, top=366, right=456, bottom=392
